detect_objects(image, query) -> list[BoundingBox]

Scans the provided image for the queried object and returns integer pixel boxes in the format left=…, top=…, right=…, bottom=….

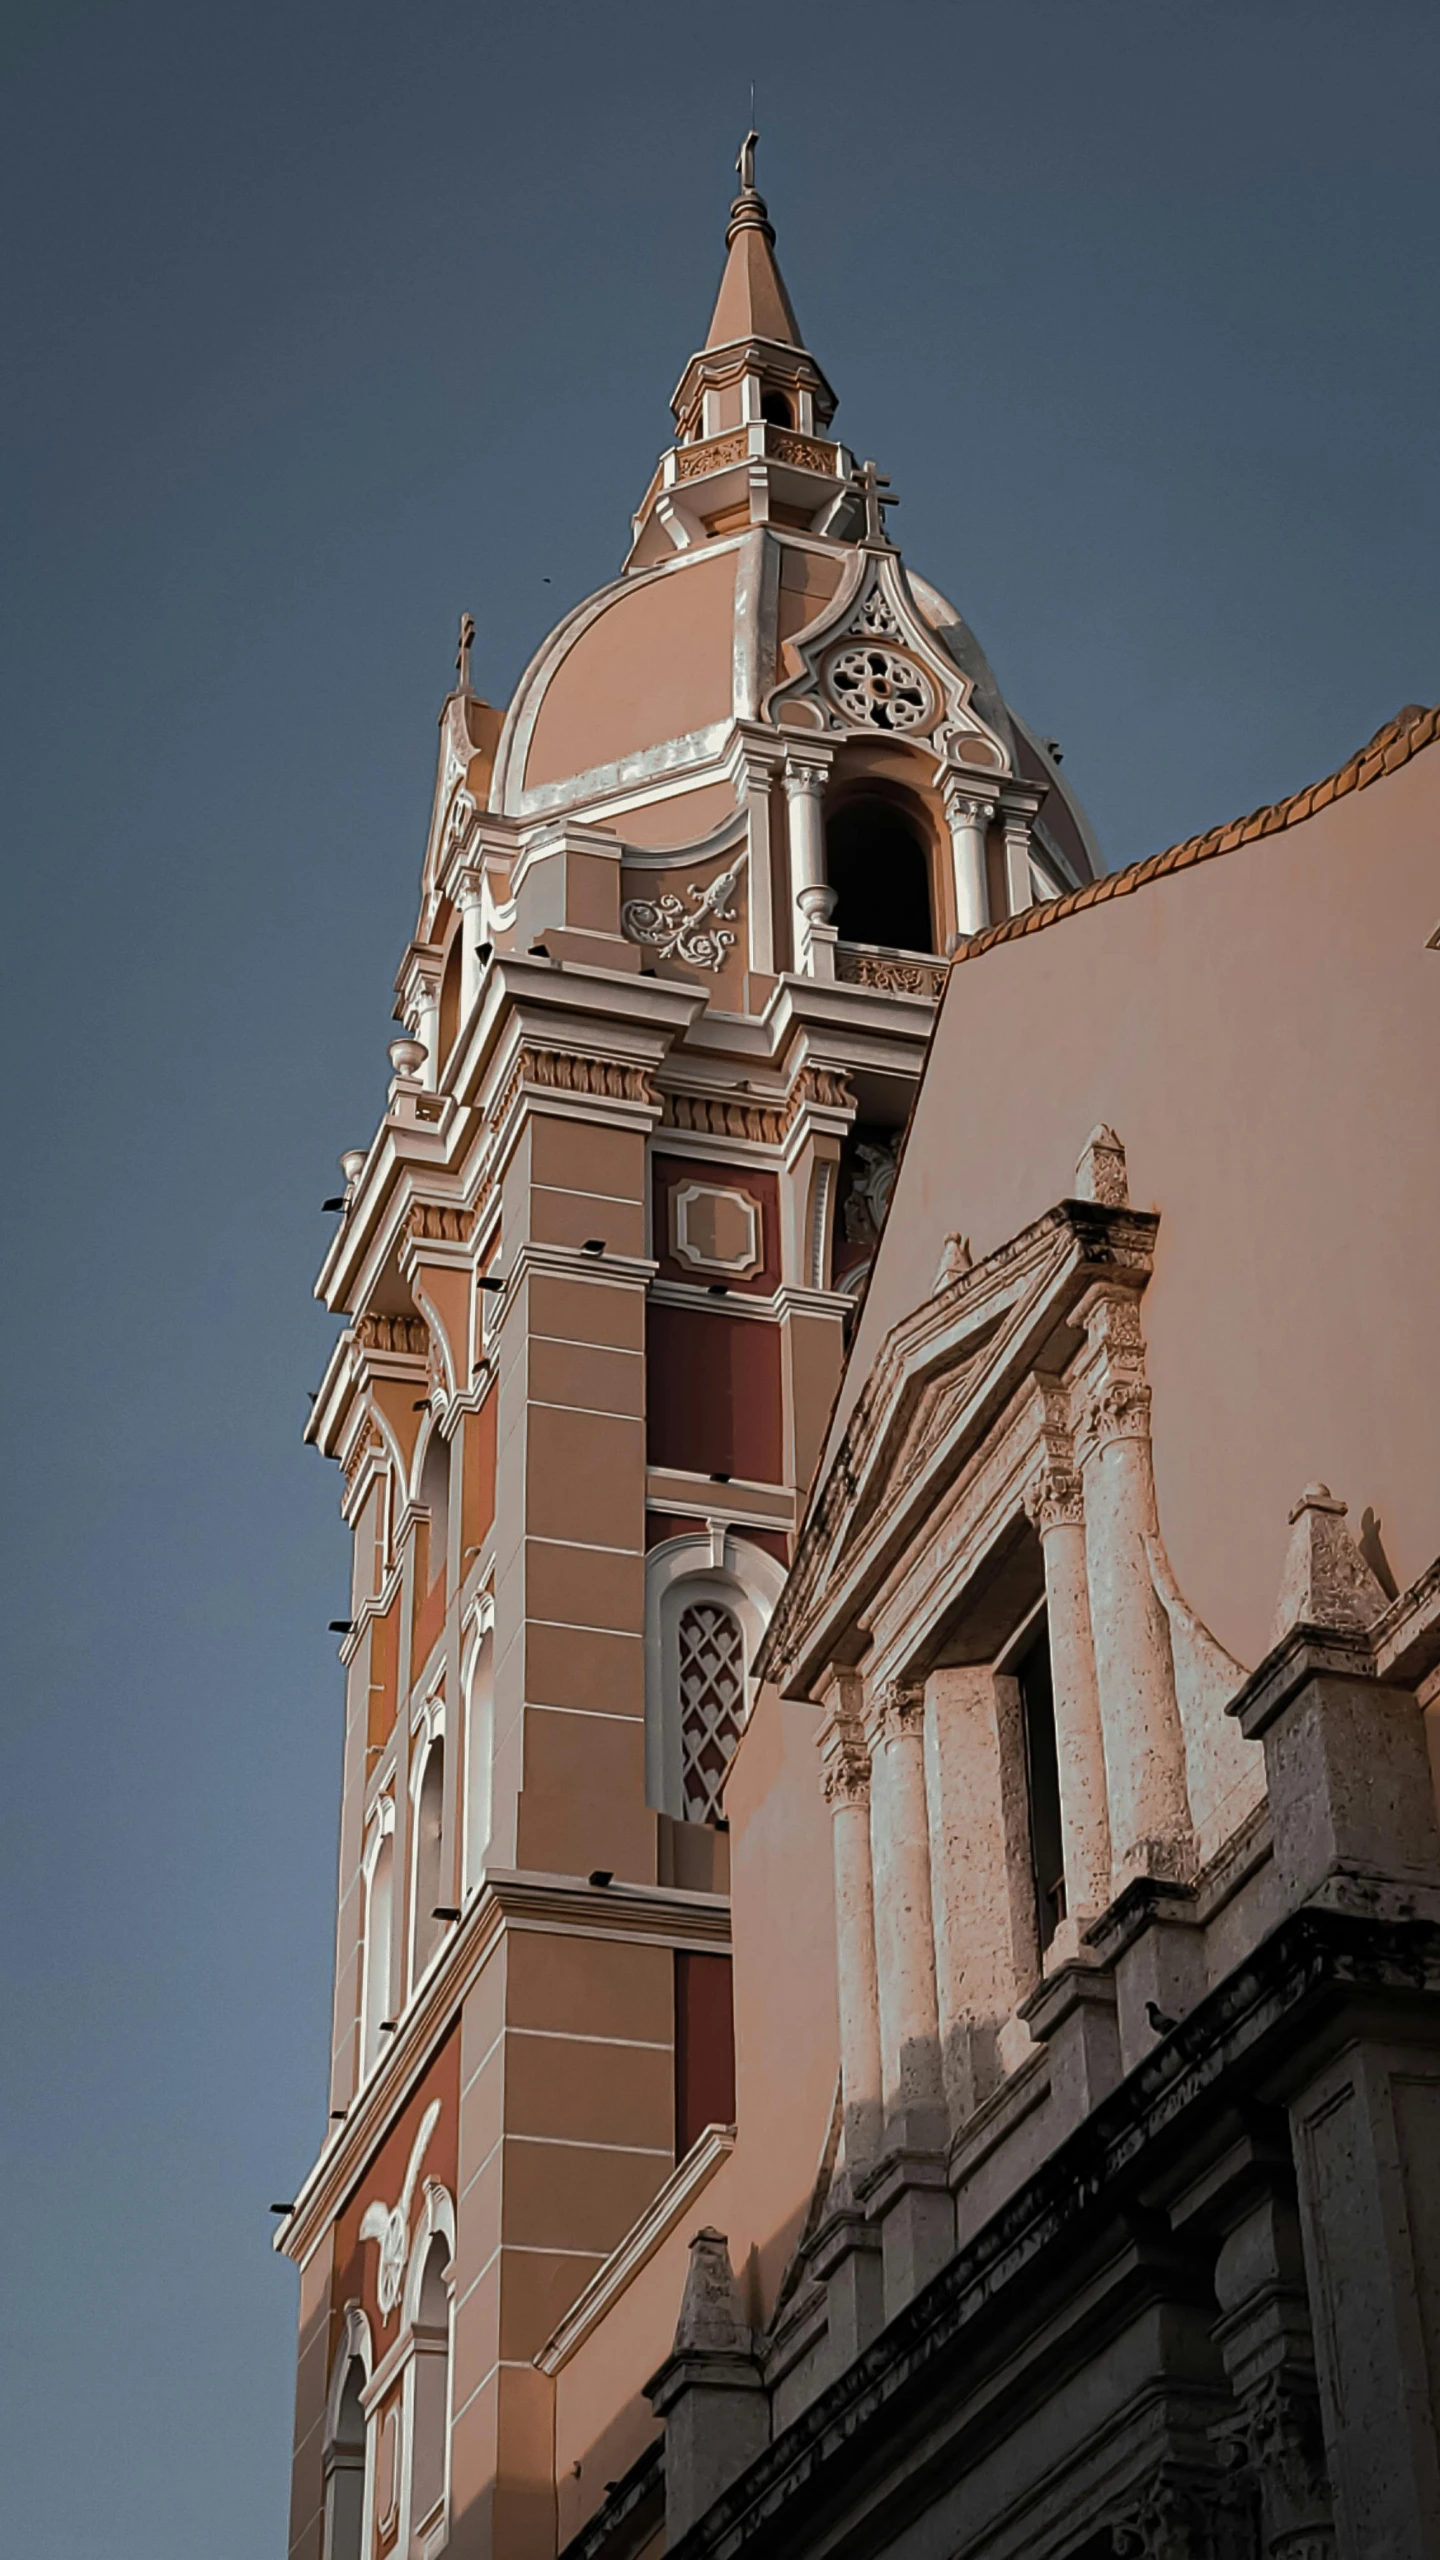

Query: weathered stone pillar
left=645, top=2228, right=768, bottom=2544
left=1075, top=1280, right=1193, bottom=1891
left=924, top=1664, right=1038, bottom=2128
left=1025, top=1441, right=1111, bottom=1957
left=456, top=869, right=487, bottom=1020
left=866, top=1678, right=954, bottom=2314
left=1212, top=2188, right=1336, bottom=2558
left=817, top=1685, right=883, bottom=2181
left=782, top=753, right=836, bottom=979
left=1286, top=2035, right=1440, bottom=2559
left=941, top=777, right=994, bottom=942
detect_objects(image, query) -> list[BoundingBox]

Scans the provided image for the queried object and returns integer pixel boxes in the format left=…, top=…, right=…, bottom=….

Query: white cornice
left=533, top=2122, right=736, bottom=2375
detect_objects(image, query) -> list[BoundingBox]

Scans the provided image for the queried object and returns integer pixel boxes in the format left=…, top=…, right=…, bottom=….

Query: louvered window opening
left=678, top=1600, right=747, bottom=1822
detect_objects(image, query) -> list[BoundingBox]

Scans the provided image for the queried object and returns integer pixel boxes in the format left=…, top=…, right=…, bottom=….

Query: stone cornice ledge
left=535, top=2122, right=736, bottom=2376
left=630, top=1905, right=1440, bottom=2560
left=275, top=1872, right=729, bottom=2269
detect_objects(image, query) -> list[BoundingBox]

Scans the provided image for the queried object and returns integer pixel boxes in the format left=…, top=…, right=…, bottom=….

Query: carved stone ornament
left=1075, top=1122, right=1130, bottom=1206
left=672, top=2227, right=751, bottom=2356
left=824, top=643, right=936, bottom=735
left=1026, top=1463, right=1085, bottom=1533
left=1270, top=1483, right=1388, bottom=1647
left=819, top=1707, right=871, bottom=1809
left=875, top=1679, right=926, bottom=1741
left=493, top=1045, right=658, bottom=1128
left=835, top=948, right=947, bottom=999
left=359, top=2099, right=441, bottom=2323
left=355, top=1312, right=429, bottom=1358
left=621, top=855, right=744, bottom=970
left=1111, top=2467, right=1253, bottom=2560
left=842, top=1139, right=899, bottom=1247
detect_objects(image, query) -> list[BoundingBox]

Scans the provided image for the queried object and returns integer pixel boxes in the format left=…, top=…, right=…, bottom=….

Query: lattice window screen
left=677, top=1600, right=747, bottom=1823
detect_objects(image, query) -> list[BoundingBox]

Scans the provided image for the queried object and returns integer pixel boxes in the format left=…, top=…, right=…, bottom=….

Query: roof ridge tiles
left=954, top=699, right=1438, bottom=965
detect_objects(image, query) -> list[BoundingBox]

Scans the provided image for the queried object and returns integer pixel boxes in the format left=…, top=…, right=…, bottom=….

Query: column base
left=1019, top=1958, right=1122, bottom=2136
left=863, top=2148, right=955, bottom=2321
left=807, top=2205, right=885, bottom=2375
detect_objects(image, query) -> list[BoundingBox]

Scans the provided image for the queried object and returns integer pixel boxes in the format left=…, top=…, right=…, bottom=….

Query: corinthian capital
left=817, top=1700, right=871, bottom=1809
left=1026, top=1462, right=1084, bottom=1533
left=871, top=1678, right=926, bottom=1744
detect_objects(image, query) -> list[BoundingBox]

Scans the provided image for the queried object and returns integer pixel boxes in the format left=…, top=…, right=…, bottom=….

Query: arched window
left=463, top=1628, right=493, bottom=1893
left=760, top=388, right=793, bottom=427
left=361, top=1823, right=394, bottom=2077
left=419, top=1431, right=449, bottom=1592
left=825, top=796, right=935, bottom=953
left=322, top=2348, right=368, bottom=2560
left=411, top=1740, right=445, bottom=1984
left=404, top=2201, right=455, bottom=2553
left=644, top=1533, right=787, bottom=1824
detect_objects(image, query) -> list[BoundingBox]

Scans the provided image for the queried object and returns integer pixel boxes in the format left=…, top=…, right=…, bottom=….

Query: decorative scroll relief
left=360, top=2100, right=441, bottom=2322
left=836, top=948, right=947, bottom=999
left=621, top=856, right=744, bottom=971
left=825, top=644, right=936, bottom=734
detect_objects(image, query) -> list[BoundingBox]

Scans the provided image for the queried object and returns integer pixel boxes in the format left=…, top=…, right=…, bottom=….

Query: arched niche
left=824, top=783, right=938, bottom=955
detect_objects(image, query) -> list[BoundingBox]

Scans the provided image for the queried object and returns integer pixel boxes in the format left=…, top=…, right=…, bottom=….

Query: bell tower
left=277, top=140, right=1098, bottom=2560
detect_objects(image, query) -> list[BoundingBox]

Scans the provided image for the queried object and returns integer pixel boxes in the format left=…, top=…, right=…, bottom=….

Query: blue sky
left=1, top=3, right=1436, bottom=2551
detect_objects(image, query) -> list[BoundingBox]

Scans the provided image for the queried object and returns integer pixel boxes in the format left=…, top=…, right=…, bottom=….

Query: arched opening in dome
left=825, top=797, right=935, bottom=954
left=760, top=389, right=793, bottom=428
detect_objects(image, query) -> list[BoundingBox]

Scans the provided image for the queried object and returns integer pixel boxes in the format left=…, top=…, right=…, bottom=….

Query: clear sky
left=1, top=3, right=1435, bottom=2552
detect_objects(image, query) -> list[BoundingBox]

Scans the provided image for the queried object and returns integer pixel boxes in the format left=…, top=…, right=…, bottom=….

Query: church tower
left=277, top=141, right=1098, bottom=2560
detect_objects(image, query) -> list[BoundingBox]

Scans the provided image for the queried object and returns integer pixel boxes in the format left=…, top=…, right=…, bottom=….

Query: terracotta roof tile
left=955, top=702, right=1437, bottom=967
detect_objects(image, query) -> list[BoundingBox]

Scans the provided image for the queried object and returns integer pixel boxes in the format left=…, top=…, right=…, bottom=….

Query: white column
left=818, top=1696, right=882, bottom=2182
left=866, top=1680, right=945, bottom=2148
left=783, top=755, right=836, bottom=980
left=942, top=779, right=995, bottom=943
left=457, top=872, right=487, bottom=1021
left=412, top=975, right=442, bottom=1091
left=1001, top=809, right=1034, bottom=921
left=732, top=751, right=776, bottom=976
left=1075, top=1283, right=1193, bottom=1890
left=1026, top=1459, right=1112, bottom=1956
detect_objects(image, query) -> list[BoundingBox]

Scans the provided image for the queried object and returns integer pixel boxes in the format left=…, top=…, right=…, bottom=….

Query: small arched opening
left=463, top=1632, right=494, bottom=1894
left=361, top=1828, right=394, bottom=2077
left=321, top=2353, right=367, bottom=2560
left=419, top=1430, right=450, bottom=1593
left=825, top=795, right=935, bottom=953
left=408, top=2229, right=454, bottom=2542
left=411, top=1739, right=446, bottom=1983
left=759, top=388, right=793, bottom=428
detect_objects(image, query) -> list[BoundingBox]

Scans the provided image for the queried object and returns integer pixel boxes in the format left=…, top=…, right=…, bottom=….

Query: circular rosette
left=825, top=645, right=935, bottom=734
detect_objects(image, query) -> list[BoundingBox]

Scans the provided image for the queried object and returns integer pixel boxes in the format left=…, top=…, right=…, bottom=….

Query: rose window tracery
left=677, top=1600, right=747, bottom=1822
left=826, top=645, right=935, bottom=734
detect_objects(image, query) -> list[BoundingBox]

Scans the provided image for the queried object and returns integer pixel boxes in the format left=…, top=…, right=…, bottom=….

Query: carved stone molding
left=493, top=1045, right=659, bottom=1128
left=1026, top=1462, right=1085, bottom=1533
left=407, top=1202, right=467, bottom=1245
left=355, top=1313, right=429, bottom=1358
left=835, top=948, right=947, bottom=999
left=1111, top=2465, right=1253, bottom=2560
left=1219, top=2371, right=1335, bottom=2559
left=1077, top=1375, right=1154, bottom=1463
left=664, top=1090, right=785, bottom=1146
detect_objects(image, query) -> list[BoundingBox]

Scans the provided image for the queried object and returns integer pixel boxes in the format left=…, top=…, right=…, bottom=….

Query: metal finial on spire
left=455, top=612, right=475, bottom=693
left=726, top=128, right=775, bottom=247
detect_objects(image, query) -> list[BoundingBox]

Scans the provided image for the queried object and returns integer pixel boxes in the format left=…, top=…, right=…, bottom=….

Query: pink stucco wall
left=832, top=741, right=1440, bottom=1672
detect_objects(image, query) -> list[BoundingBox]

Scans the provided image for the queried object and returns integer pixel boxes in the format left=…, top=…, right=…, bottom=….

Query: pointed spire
left=1270, top=1484, right=1388, bottom=1646
left=704, top=132, right=804, bottom=352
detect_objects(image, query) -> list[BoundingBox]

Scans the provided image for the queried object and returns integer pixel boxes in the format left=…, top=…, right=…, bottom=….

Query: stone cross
left=857, top=458, right=898, bottom=546
left=455, top=612, right=475, bottom=692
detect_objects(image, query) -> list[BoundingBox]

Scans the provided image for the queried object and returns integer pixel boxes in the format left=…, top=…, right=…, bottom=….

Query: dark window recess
left=674, top=1949, right=736, bottom=2158
left=1017, top=1617, right=1066, bottom=1952
left=825, top=799, right=934, bottom=953
left=646, top=1304, right=783, bottom=1483
left=760, top=389, right=793, bottom=427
